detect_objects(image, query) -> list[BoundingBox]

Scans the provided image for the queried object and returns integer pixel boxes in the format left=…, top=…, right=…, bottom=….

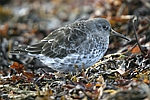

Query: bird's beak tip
left=111, top=29, right=130, bottom=41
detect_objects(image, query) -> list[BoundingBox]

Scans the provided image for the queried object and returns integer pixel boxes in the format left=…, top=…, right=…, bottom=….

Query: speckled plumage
left=24, top=18, right=128, bottom=72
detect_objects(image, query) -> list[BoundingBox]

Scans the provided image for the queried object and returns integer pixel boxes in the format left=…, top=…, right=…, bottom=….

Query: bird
left=13, top=18, right=129, bottom=72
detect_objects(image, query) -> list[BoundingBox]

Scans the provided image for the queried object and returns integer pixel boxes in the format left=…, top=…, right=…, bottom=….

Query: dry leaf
left=10, top=62, right=25, bottom=74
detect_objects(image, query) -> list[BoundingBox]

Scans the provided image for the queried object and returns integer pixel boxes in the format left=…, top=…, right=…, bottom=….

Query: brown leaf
left=131, top=45, right=141, bottom=54
left=23, top=71, right=35, bottom=79
left=11, top=75, right=21, bottom=82
left=85, top=83, right=93, bottom=88
left=10, top=62, right=25, bottom=74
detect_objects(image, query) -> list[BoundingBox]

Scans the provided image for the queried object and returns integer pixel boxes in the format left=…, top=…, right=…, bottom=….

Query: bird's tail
left=10, top=45, right=28, bottom=54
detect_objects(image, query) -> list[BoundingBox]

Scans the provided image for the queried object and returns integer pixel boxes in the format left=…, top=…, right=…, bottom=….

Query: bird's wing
left=26, top=26, right=87, bottom=58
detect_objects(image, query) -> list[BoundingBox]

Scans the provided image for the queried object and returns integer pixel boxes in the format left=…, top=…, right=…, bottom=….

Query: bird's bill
left=111, top=29, right=130, bottom=41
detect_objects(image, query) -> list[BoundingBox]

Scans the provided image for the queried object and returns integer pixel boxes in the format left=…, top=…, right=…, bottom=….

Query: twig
left=132, top=16, right=147, bottom=55
left=116, top=3, right=126, bottom=17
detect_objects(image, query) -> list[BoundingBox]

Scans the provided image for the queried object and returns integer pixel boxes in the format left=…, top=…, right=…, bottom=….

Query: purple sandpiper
left=14, top=18, right=129, bottom=72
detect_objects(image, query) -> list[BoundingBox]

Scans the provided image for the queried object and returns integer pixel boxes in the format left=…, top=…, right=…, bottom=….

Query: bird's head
left=92, top=18, right=130, bottom=41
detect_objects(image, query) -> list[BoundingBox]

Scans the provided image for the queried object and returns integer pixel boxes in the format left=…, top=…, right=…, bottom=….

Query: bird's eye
left=102, top=25, right=108, bottom=30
